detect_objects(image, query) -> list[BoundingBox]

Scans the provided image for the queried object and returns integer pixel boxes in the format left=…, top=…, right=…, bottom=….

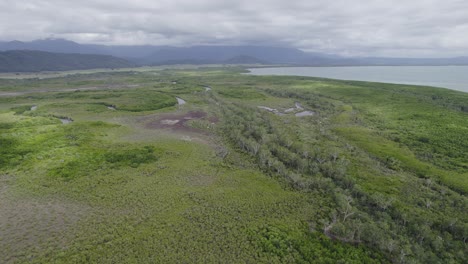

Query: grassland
left=0, top=67, right=466, bottom=263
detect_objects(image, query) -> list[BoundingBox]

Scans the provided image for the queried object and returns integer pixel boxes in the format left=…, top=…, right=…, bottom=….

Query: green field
left=0, top=67, right=466, bottom=263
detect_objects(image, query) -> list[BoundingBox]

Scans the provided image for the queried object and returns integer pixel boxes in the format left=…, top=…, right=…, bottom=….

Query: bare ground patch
left=119, top=110, right=220, bottom=146
left=144, top=111, right=207, bottom=132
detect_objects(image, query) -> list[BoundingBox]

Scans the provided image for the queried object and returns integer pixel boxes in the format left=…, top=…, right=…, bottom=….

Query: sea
left=248, top=66, right=468, bottom=93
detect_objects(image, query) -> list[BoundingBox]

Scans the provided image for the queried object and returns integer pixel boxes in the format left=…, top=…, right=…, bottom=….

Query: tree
left=336, top=193, right=356, bottom=222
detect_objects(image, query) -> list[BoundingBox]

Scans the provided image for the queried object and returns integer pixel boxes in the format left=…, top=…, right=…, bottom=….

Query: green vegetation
left=0, top=67, right=466, bottom=263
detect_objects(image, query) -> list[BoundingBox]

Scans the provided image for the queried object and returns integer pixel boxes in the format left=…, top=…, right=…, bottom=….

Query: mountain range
left=0, top=39, right=334, bottom=65
left=0, top=50, right=133, bottom=72
left=1, top=39, right=468, bottom=70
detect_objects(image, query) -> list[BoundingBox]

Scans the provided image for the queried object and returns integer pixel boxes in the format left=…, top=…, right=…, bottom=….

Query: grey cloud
left=0, top=0, right=467, bottom=57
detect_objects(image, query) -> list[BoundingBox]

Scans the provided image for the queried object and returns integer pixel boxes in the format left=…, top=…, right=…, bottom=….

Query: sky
left=0, top=0, right=467, bottom=57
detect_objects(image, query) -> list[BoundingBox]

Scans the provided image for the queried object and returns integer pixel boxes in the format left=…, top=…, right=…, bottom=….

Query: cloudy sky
left=0, top=0, right=467, bottom=57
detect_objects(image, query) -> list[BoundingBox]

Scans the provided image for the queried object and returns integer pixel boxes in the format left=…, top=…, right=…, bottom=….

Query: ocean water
left=248, top=66, right=468, bottom=93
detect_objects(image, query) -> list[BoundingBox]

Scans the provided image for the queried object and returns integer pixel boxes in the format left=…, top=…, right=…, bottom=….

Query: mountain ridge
left=0, top=50, right=133, bottom=72
left=1, top=39, right=467, bottom=66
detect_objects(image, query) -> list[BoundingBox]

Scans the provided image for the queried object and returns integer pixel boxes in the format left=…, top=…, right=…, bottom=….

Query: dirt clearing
left=145, top=111, right=209, bottom=132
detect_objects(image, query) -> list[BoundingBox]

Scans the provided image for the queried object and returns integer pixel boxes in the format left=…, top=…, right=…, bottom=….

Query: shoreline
left=247, top=66, right=468, bottom=93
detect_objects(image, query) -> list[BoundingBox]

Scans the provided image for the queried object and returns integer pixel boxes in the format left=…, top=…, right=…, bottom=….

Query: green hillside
left=0, top=50, right=133, bottom=72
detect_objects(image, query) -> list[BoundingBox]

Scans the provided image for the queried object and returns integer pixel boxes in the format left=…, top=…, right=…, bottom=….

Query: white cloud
left=0, top=0, right=467, bottom=57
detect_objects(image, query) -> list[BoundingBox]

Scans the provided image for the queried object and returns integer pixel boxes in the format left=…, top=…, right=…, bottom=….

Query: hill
left=1, top=39, right=467, bottom=66
left=143, top=45, right=316, bottom=65
left=0, top=39, right=339, bottom=65
left=223, top=55, right=267, bottom=64
left=0, top=50, right=134, bottom=72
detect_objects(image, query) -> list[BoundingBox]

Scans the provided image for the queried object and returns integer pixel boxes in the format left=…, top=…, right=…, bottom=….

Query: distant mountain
left=223, top=55, right=267, bottom=64
left=0, top=50, right=133, bottom=72
left=143, top=45, right=309, bottom=65
left=149, top=55, right=268, bottom=65
left=0, top=39, right=159, bottom=59
left=0, top=39, right=101, bottom=55
left=0, top=39, right=334, bottom=65
left=1, top=39, right=467, bottom=66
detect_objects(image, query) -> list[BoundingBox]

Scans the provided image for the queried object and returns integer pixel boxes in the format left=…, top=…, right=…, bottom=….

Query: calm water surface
left=248, top=66, right=468, bottom=93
